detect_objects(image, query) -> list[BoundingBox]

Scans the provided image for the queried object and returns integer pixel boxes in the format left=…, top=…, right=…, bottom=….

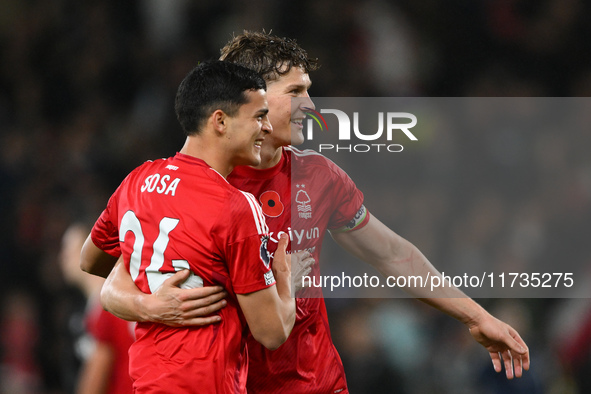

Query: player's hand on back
left=290, top=250, right=314, bottom=294
left=146, top=270, right=227, bottom=327
left=272, top=234, right=293, bottom=300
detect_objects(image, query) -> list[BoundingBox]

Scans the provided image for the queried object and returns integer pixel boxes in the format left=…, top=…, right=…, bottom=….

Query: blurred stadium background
left=1, top=0, right=591, bottom=393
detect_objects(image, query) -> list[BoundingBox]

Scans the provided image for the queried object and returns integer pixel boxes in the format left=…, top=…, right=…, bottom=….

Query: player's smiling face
left=225, top=89, right=272, bottom=167
left=266, top=66, right=314, bottom=148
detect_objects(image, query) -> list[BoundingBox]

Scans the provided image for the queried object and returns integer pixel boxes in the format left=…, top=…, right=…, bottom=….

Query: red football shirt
left=85, top=300, right=135, bottom=394
left=91, top=153, right=274, bottom=394
left=228, top=146, right=368, bottom=394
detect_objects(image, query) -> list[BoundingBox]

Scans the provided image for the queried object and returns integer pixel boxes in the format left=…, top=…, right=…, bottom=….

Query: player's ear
left=211, top=109, right=227, bottom=135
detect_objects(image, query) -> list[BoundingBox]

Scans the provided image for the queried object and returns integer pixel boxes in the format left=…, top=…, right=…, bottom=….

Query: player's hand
left=291, top=250, right=315, bottom=294
left=467, top=313, right=530, bottom=379
left=272, top=234, right=292, bottom=299
left=144, top=270, right=227, bottom=327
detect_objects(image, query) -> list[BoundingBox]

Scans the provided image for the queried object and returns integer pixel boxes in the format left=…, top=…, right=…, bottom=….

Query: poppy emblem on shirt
left=259, top=190, right=284, bottom=217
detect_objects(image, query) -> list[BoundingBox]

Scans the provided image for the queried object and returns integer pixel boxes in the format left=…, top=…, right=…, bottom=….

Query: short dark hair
left=220, top=31, right=319, bottom=82
left=174, top=60, right=266, bottom=136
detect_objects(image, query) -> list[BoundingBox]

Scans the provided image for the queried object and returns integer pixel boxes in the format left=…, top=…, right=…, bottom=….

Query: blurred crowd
left=1, top=0, right=591, bottom=393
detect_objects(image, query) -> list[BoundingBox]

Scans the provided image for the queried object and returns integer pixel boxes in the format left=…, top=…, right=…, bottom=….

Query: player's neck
left=251, top=143, right=283, bottom=170
left=180, top=137, right=234, bottom=178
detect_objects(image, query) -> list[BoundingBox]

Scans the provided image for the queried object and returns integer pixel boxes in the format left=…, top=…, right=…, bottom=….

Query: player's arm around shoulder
left=237, top=234, right=295, bottom=350
left=100, top=259, right=227, bottom=326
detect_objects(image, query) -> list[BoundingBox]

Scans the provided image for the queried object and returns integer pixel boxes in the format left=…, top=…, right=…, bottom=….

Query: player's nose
left=262, top=115, right=273, bottom=134
left=300, top=93, right=315, bottom=111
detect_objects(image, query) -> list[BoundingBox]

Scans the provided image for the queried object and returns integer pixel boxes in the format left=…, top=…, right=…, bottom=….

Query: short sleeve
left=325, top=160, right=365, bottom=230
left=91, top=193, right=121, bottom=257
left=221, top=191, right=275, bottom=295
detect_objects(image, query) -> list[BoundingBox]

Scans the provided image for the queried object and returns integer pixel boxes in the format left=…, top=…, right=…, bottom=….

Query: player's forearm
left=237, top=259, right=295, bottom=351
left=101, top=261, right=150, bottom=322
left=259, top=272, right=296, bottom=349
left=376, top=237, right=491, bottom=324
left=376, top=238, right=466, bottom=298
left=263, top=296, right=296, bottom=349
left=238, top=287, right=295, bottom=350
left=367, top=235, right=487, bottom=323
left=418, top=295, right=489, bottom=328
left=277, top=297, right=296, bottom=342
left=276, top=277, right=296, bottom=340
